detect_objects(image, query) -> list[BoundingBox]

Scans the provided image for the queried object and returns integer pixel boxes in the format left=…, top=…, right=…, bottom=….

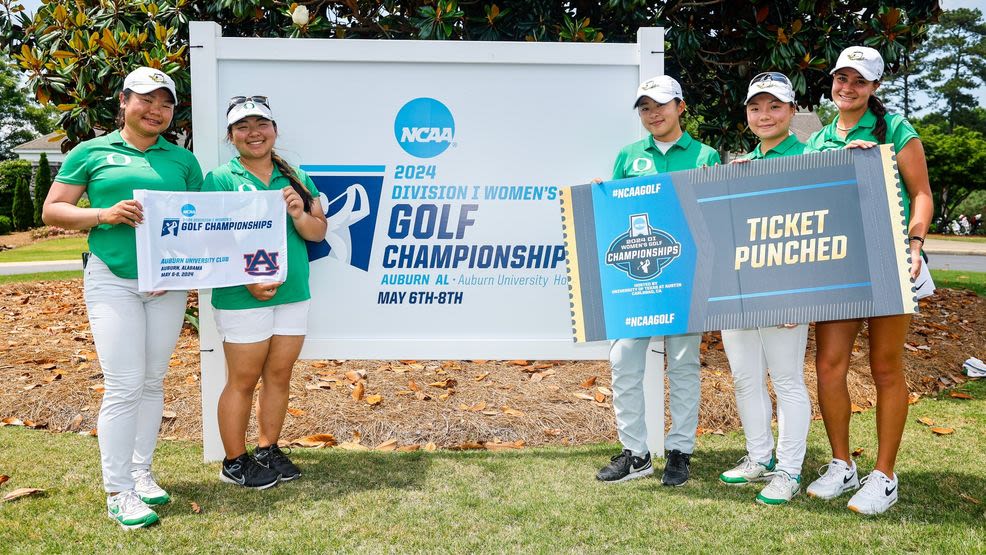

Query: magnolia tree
left=0, top=0, right=941, bottom=153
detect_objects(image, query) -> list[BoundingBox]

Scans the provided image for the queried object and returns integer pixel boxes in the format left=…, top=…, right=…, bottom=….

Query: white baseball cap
left=830, top=46, right=885, bottom=81
left=123, top=67, right=176, bottom=101
left=226, top=96, right=275, bottom=125
left=745, top=72, right=796, bottom=104
left=634, top=75, right=683, bottom=107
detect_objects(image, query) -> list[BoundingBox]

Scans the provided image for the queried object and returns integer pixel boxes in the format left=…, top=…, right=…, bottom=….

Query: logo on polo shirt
left=394, top=98, right=455, bottom=158
left=106, top=153, right=132, bottom=166
left=605, top=214, right=681, bottom=280
left=244, top=249, right=280, bottom=276
left=631, top=157, right=654, bottom=174
left=161, top=218, right=179, bottom=237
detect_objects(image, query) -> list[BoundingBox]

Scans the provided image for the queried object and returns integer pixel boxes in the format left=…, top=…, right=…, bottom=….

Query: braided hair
left=271, top=150, right=313, bottom=213
left=867, top=95, right=888, bottom=144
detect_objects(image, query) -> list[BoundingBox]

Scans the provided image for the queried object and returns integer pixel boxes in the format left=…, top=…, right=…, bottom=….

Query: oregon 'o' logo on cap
left=181, top=204, right=196, bottom=217
left=847, top=50, right=865, bottom=60
left=394, top=98, right=455, bottom=159
left=149, top=72, right=165, bottom=82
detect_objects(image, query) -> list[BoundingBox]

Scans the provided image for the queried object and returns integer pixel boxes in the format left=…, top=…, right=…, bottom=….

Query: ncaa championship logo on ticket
left=560, top=146, right=916, bottom=342
left=134, top=190, right=288, bottom=292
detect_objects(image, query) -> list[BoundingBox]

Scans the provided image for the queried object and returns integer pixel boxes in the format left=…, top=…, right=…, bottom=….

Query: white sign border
left=190, top=22, right=666, bottom=461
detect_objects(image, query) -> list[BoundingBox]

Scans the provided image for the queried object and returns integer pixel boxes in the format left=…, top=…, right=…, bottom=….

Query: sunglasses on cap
left=226, top=95, right=270, bottom=114
left=749, top=72, right=792, bottom=87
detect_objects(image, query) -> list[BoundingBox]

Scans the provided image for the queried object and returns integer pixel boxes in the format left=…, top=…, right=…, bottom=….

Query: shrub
left=11, top=175, right=34, bottom=231
left=33, top=153, right=52, bottom=226
left=0, top=215, right=11, bottom=235
left=0, top=159, right=32, bottom=220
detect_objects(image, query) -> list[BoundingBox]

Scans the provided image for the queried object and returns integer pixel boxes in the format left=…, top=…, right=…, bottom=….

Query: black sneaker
left=596, top=450, right=654, bottom=483
left=220, top=453, right=280, bottom=489
left=662, top=449, right=691, bottom=486
left=255, top=444, right=301, bottom=481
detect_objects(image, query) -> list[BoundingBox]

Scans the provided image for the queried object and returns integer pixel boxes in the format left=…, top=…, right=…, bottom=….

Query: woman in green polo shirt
left=718, top=72, right=811, bottom=507
left=42, top=67, right=203, bottom=529
left=205, top=97, right=326, bottom=489
left=804, top=47, right=933, bottom=515
left=596, top=75, right=720, bottom=488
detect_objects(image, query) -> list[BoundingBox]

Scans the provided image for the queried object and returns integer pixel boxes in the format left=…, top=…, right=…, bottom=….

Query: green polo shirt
left=806, top=109, right=919, bottom=220
left=203, top=158, right=319, bottom=310
left=612, top=132, right=721, bottom=179
left=56, top=130, right=203, bottom=279
left=739, top=133, right=806, bottom=161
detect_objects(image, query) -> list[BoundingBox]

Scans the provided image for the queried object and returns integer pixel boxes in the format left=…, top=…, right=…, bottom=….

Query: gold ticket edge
left=559, top=187, right=587, bottom=342
left=880, top=144, right=918, bottom=314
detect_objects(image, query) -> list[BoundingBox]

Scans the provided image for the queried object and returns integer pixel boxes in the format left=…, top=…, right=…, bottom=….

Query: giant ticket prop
left=134, top=190, right=287, bottom=292
left=560, top=145, right=916, bottom=342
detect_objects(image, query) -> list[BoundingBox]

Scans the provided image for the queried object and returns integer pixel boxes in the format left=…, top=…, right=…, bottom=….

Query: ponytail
left=868, top=95, right=888, bottom=143
left=271, top=151, right=313, bottom=213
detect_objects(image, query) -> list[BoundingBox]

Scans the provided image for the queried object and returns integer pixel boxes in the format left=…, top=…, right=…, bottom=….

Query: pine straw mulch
left=0, top=280, right=983, bottom=451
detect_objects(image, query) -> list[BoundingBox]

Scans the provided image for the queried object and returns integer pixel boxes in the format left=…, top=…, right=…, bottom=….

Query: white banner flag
left=134, top=190, right=287, bottom=292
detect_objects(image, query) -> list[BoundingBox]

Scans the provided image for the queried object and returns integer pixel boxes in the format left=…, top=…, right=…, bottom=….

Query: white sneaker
left=848, top=470, right=899, bottom=515
left=719, top=455, right=775, bottom=485
left=132, top=469, right=171, bottom=505
left=107, top=489, right=159, bottom=530
left=756, top=470, right=801, bottom=505
left=806, top=458, right=860, bottom=500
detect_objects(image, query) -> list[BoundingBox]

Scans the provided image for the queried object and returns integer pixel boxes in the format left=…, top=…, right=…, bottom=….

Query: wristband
left=95, top=209, right=102, bottom=225
left=908, top=236, right=924, bottom=245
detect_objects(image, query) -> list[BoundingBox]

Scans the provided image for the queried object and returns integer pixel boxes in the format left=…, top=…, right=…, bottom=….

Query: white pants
left=84, top=255, right=187, bottom=492
left=610, top=333, right=701, bottom=456
left=721, top=325, right=810, bottom=476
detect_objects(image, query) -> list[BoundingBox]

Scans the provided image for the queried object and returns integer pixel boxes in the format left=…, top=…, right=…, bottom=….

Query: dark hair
left=272, top=150, right=313, bottom=213
left=116, top=89, right=134, bottom=129
left=226, top=120, right=314, bottom=213
left=868, top=95, right=888, bottom=143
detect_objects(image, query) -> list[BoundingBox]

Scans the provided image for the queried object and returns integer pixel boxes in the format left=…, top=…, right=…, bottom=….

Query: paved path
left=0, top=259, right=82, bottom=275
left=923, top=237, right=986, bottom=256
left=0, top=238, right=981, bottom=276
left=928, top=254, right=986, bottom=273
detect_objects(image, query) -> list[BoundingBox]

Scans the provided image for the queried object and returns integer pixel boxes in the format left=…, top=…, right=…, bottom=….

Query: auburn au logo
left=244, top=249, right=280, bottom=276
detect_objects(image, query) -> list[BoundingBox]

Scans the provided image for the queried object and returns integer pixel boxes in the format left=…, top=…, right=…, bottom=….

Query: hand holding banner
left=561, top=146, right=916, bottom=342
left=134, top=190, right=288, bottom=292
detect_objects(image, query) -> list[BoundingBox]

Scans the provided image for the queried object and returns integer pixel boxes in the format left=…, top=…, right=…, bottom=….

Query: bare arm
left=42, top=182, right=144, bottom=229
left=896, top=139, right=933, bottom=278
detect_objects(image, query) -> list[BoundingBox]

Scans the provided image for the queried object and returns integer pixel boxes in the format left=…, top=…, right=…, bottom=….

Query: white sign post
left=190, top=22, right=667, bottom=461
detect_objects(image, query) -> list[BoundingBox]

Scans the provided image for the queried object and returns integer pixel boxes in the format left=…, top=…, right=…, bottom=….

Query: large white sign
left=134, top=190, right=287, bottom=292
left=190, top=22, right=668, bottom=460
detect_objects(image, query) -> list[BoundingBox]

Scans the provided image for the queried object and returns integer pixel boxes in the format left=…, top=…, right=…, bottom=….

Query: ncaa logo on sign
left=181, top=204, right=196, bottom=217
left=394, top=98, right=454, bottom=158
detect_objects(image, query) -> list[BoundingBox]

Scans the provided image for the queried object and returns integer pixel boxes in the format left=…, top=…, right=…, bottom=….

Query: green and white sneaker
left=720, top=455, right=775, bottom=485
left=107, top=489, right=159, bottom=530
left=756, top=470, right=801, bottom=505
left=132, top=469, right=170, bottom=505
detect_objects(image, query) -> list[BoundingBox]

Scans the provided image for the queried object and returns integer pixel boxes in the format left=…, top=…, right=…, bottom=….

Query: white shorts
left=214, top=300, right=311, bottom=344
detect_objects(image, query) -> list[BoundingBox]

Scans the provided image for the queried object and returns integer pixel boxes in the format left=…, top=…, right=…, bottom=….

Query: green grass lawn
left=932, top=269, right=986, bottom=296
left=1, top=381, right=983, bottom=552
left=0, top=236, right=87, bottom=263
left=928, top=234, right=986, bottom=244
left=0, top=270, right=82, bottom=285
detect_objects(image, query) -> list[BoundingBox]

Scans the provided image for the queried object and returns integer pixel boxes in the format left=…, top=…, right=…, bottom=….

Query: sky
left=11, top=0, right=986, bottom=110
